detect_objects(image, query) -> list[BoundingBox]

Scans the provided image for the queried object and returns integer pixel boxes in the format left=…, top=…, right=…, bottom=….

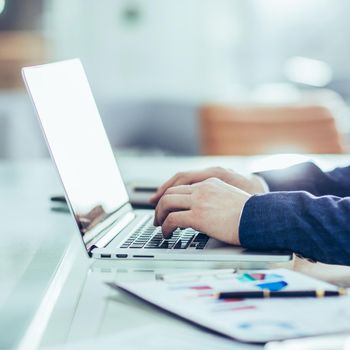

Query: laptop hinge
left=87, top=209, right=135, bottom=253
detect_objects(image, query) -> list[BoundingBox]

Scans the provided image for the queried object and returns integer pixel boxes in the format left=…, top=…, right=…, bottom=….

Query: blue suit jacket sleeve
left=258, top=162, right=350, bottom=197
left=239, top=162, right=350, bottom=266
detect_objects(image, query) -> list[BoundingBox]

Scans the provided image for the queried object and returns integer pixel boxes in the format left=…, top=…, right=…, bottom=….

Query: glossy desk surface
left=1, top=154, right=350, bottom=350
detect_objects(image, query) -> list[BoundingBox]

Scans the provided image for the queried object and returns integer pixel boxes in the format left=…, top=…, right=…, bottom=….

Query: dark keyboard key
left=174, top=239, right=191, bottom=249
left=146, top=240, right=159, bottom=244
left=160, top=241, right=175, bottom=249
left=196, top=241, right=209, bottom=249
left=130, top=243, right=146, bottom=248
left=181, top=231, right=195, bottom=235
left=140, top=232, right=153, bottom=236
left=144, top=239, right=162, bottom=248
left=145, top=241, right=165, bottom=248
left=180, top=233, right=195, bottom=239
left=149, top=239, right=162, bottom=244
left=193, top=233, right=208, bottom=242
left=194, top=233, right=209, bottom=249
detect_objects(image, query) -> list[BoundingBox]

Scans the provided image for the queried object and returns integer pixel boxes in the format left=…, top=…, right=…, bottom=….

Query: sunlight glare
left=0, top=0, right=5, bottom=15
left=249, top=154, right=310, bottom=173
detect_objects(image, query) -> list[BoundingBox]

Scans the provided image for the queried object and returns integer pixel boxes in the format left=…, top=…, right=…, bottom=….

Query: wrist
left=249, top=174, right=269, bottom=194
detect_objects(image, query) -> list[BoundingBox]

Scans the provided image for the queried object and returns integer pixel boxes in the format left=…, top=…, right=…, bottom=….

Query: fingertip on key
left=162, top=230, right=173, bottom=240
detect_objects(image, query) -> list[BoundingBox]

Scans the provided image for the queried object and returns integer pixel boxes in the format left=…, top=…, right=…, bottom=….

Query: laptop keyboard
left=120, top=217, right=209, bottom=250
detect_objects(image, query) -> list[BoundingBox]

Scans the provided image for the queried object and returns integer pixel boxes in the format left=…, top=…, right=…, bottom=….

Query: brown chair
left=200, top=105, right=344, bottom=155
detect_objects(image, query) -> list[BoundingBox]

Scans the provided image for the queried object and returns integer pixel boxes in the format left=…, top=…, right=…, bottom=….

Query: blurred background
left=1, top=0, right=350, bottom=158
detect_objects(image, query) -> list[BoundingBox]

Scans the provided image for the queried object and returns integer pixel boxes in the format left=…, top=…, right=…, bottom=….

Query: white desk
left=1, top=154, right=350, bottom=350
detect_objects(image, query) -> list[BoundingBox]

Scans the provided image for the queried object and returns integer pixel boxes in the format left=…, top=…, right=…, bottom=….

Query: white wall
left=2, top=0, right=350, bottom=158
left=44, top=0, right=350, bottom=100
left=45, top=0, right=243, bottom=101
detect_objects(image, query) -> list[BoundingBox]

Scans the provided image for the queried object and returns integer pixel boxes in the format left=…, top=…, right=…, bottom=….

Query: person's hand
left=154, top=177, right=251, bottom=245
left=76, top=205, right=106, bottom=233
left=150, top=166, right=267, bottom=204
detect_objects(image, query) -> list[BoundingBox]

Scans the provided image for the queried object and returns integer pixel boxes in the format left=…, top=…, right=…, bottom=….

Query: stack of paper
left=109, top=269, right=350, bottom=343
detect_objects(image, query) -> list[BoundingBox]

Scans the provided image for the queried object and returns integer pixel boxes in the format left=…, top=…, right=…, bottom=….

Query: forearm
left=239, top=191, right=350, bottom=266
left=257, top=162, right=350, bottom=197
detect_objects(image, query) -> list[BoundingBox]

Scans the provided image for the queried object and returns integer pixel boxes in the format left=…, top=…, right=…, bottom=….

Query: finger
left=161, top=211, right=194, bottom=238
left=150, top=170, right=207, bottom=203
left=154, top=194, right=191, bottom=226
left=153, top=185, right=193, bottom=226
left=170, top=170, right=210, bottom=188
left=149, top=175, right=179, bottom=203
left=150, top=182, right=193, bottom=206
left=162, top=184, right=193, bottom=195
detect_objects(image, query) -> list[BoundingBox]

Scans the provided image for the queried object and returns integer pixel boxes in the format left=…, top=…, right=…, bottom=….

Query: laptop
left=22, top=59, right=291, bottom=263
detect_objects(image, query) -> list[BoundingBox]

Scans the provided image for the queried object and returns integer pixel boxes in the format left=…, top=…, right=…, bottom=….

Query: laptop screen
left=22, top=59, right=129, bottom=248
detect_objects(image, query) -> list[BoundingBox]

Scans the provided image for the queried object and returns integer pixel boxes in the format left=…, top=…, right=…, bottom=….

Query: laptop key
left=149, top=238, right=162, bottom=243
left=193, top=233, right=208, bottom=242
left=130, top=242, right=146, bottom=248
left=145, top=242, right=165, bottom=248
left=144, top=238, right=162, bottom=247
left=174, top=239, right=191, bottom=249
left=159, top=241, right=175, bottom=249
left=196, top=236, right=209, bottom=249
